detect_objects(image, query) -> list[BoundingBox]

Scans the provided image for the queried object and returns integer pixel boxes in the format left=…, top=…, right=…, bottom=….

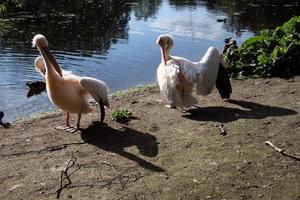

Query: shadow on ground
left=80, top=122, right=164, bottom=172
left=183, top=99, right=297, bottom=123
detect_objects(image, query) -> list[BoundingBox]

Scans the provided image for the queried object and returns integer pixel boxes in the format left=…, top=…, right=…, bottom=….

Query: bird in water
left=32, top=34, right=109, bottom=132
left=26, top=81, right=46, bottom=97
left=156, top=34, right=232, bottom=109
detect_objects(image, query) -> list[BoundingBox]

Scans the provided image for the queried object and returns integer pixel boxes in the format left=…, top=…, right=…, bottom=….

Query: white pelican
left=32, top=34, right=109, bottom=132
left=156, top=34, right=232, bottom=109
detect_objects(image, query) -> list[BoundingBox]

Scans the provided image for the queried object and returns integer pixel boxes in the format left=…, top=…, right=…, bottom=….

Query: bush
left=224, top=16, right=300, bottom=78
left=111, top=108, right=133, bottom=122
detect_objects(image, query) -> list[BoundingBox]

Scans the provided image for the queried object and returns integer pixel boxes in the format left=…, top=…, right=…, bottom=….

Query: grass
left=111, top=108, right=133, bottom=122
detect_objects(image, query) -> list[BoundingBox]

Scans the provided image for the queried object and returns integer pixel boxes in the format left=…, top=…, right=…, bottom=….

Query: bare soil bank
left=1, top=77, right=299, bottom=200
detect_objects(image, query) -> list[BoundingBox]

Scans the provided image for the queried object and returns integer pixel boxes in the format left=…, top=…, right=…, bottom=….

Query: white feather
left=79, top=77, right=109, bottom=107
left=157, top=63, right=182, bottom=106
left=32, top=33, right=110, bottom=126
left=196, top=47, right=220, bottom=96
left=157, top=60, right=198, bottom=108
left=157, top=46, right=220, bottom=108
left=34, top=56, right=109, bottom=109
left=32, top=34, right=48, bottom=48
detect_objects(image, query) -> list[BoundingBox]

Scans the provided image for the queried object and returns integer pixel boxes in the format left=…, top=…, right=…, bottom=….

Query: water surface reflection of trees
left=1, top=1, right=132, bottom=54
left=169, top=0, right=300, bottom=35
left=1, top=0, right=299, bottom=53
left=130, top=0, right=162, bottom=20
left=1, top=0, right=164, bottom=54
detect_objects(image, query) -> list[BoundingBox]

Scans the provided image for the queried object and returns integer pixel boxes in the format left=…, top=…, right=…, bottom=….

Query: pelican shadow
left=183, top=99, right=297, bottom=123
left=80, top=122, right=164, bottom=172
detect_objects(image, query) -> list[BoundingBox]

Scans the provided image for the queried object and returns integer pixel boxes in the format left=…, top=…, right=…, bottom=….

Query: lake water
left=0, top=0, right=299, bottom=122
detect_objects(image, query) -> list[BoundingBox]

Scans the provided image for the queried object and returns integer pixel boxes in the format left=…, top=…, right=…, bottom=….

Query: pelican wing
left=169, top=57, right=198, bottom=84
left=79, top=77, right=109, bottom=107
left=157, top=61, right=197, bottom=108
left=195, top=47, right=220, bottom=96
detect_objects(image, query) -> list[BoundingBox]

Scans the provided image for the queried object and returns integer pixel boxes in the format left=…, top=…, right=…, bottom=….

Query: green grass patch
left=111, top=108, right=133, bottom=122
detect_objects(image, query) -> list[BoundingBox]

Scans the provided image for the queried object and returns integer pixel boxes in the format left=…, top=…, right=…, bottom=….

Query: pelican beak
left=40, top=46, right=63, bottom=77
left=162, top=46, right=167, bottom=65
left=158, top=39, right=167, bottom=65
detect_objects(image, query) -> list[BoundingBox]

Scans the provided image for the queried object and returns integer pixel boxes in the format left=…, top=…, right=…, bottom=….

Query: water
left=0, top=0, right=299, bottom=122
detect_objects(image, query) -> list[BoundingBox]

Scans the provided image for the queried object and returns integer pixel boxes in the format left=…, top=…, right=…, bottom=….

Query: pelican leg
left=65, top=112, right=71, bottom=127
left=56, top=112, right=76, bottom=132
left=65, top=114, right=81, bottom=133
left=76, top=114, right=81, bottom=128
left=65, top=113, right=76, bottom=132
left=65, top=113, right=81, bottom=133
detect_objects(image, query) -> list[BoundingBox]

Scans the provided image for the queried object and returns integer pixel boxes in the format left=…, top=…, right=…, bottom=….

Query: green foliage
left=111, top=108, right=133, bottom=122
left=0, top=18, right=7, bottom=36
left=225, top=16, right=300, bottom=78
left=11, top=0, right=25, bottom=8
left=0, top=0, right=25, bottom=15
left=0, top=4, right=7, bottom=14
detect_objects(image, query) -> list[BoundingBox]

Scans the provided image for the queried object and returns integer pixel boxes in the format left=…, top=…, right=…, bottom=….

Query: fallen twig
left=265, top=141, right=300, bottom=161
left=55, top=152, right=77, bottom=199
left=0, top=142, right=85, bottom=157
left=218, top=124, right=227, bottom=136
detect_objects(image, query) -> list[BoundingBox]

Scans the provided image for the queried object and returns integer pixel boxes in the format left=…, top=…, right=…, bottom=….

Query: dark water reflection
left=0, top=0, right=299, bottom=122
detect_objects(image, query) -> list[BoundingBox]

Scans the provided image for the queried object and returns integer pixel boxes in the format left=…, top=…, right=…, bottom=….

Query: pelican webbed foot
left=55, top=113, right=80, bottom=133
left=55, top=125, right=78, bottom=133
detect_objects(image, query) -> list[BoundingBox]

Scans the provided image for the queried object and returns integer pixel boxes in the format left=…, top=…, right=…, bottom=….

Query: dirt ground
left=0, top=77, right=299, bottom=200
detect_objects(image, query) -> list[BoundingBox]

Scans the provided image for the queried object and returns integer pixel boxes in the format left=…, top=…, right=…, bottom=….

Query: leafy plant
left=111, top=108, right=133, bottom=122
left=224, top=16, right=300, bottom=78
left=0, top=4, right=7, bottom=14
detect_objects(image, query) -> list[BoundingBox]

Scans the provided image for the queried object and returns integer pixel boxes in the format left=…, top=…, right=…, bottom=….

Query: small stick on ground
left=55, top=153, right=77, bottom=199
left=219, top=124, right=227, bottom=136
left=265, top=141, right=300, bottom=161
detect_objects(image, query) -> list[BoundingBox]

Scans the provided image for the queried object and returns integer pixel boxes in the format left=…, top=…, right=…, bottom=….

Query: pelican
left=32, top=34, right=109, bottom=132
left=156, top=34, right=232, bottom=109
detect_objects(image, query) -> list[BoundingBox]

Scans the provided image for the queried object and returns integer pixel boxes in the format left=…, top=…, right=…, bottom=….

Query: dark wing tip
left=98, top=97, right=105, bottom=123
left=216, top=63, right=232, bottom=99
